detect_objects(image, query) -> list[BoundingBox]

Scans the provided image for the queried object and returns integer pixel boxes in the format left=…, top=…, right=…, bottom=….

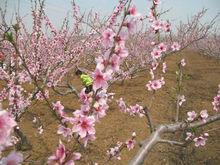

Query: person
left=75, top=69, right=93, bottom=94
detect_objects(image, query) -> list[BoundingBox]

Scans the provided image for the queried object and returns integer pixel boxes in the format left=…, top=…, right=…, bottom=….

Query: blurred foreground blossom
left=0, top=110, right=17, bottom=152
left=48, top=141, right=81, bottom=165
left=0, top=151, right=23, bottom=165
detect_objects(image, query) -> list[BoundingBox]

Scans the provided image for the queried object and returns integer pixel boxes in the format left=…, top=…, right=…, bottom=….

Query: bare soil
left=11, top=51, right=220, bottom=165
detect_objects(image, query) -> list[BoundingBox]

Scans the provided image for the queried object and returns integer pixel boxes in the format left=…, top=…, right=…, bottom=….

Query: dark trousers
left=85, top=85, right=93, bottom=94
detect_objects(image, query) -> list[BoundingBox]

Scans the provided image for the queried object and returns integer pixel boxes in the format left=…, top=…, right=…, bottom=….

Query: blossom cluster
left=187, top=110, right=209, bottom=123
left=212, top=85, right=220, bottom=112
left=0, top=110, right=17, bottom=152
left=47, top=141, right=81, bottom=165
left=0, top=110, right=23, bottom=164
left=107, top=132, right=136, bottom=160
left=185, top=132, right=209, bottom=147
left=117, top=98, right=145, bottom=117
left=146, top=77, right=165, bottom=91
left=56, top=88, right=114, bottom=146
left=178, top=95, right=186, bottom=106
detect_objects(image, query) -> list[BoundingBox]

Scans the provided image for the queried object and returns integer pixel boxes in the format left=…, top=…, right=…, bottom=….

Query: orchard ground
left=14, top=50, right=220, bottom=164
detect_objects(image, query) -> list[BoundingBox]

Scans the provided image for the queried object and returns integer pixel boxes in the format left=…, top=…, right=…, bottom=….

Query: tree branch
left=143, top=107, right=154, bottom=133
left=129, top=113, right=220, bottom=165
left=158, top=138, right=185, bottom=146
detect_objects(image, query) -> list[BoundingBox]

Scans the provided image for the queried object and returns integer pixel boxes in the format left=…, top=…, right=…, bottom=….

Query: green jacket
left=80, top=74, right=93, bottom=87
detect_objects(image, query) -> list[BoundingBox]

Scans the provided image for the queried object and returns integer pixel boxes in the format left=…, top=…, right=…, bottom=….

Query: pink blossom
left=180, top=59, right=186, bottom=66
left=158, top=43, right=167, bottom=52
left=93, top=102, right=107, bottom=121
left=150, top=61, right=159, bottom=70
left=79, top=88, right=92, bottom=105
left=108, top=54, right=120, bottom=71
left=0, top=151, right=23, bottom=165
left=127, top=104, right=145, bottom=117
left=0, top=89, right=8, bottom=102
left=151, top=41, right=156, bottom=46
left=60, top=152, right=81, bottom=165
left=72, top=104, right=90, bottom=118
left=36, top=90, right=49, bottom=101
left=187, top=111, right=197, bottom=122
left=212, top=94, right=220, bottom=112
left=125, top=139, right=136, bottom=151
left=0, top=68, right=9, bottom=80
left=73, top=109, right=88, bottom=118
left=151, top=20, right=162, bottom=31
left=94, top=89, right=111, bottom=106
left=171, top=42, right=181, bottom=51
left=48, top=141, right=81, bottom=164
left=0, top=110, right=17, bottom=149
left=153, top=0, right=160, bottom=5
left=72, top=152, right=81, bottom=161
left=38, top=126, right=43, bottom=134
left=162, top=62, right=167, bottom=73
left=162, top=22, right=171, bottom=32
left=95, top=56, right=104, bottom=71
left=102, top=28, right=115, bottom=47
left=57, top=125, right=73, bottom=139
left=52, top=101, right=65, bottom=117
left=146, top=77, right=165, bottom=91
left=200, top=110, right=208, bottom=123
left=194, top=136, right=206, bottom=147
left=151, top=48, right=162, bottom=59
left=115, top=44, right=128, bottom=58
left=185, top=132, right=194, bottom=141
left=81, top=133, right=96, bottom=147
left=117, top=98, right=127, bottom=113
left=193, top=133, right=209, bottom=147
left=128, top=6, right=141, bottom=17
left=72, top=115, right=96, bottom=139
left=124, top=19, right=136, bottom=34
left=92, top=68, right=111, bottom=91
left=114, top=32, right=127, bottom=46
left=18, top=71, right=31, bottom=83
left=118, top=99, right=145, bottom=117
left=178, top=95, right=186, bottom=106
left=47, top=141, right=66, bottom=164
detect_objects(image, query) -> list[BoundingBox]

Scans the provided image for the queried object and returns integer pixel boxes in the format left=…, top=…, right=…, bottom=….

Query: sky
left=1, top=0, right=220, bottom=30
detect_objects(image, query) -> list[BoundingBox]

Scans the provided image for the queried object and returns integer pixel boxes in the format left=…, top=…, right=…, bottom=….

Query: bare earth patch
left=18, top=51, right=220, bottom=165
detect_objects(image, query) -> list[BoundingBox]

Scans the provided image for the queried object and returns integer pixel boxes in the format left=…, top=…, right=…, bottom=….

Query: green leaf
left=4, top=32, right=13, bottom=42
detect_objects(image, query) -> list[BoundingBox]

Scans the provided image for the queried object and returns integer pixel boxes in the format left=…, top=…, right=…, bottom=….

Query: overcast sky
left=2, top=0, right=220, bottom=30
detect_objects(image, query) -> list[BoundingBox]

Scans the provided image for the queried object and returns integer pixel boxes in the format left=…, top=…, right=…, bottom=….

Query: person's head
left=75, top=69, right=83, bottom=76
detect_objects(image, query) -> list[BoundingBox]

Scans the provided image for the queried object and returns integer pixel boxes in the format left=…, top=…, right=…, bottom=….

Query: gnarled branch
left=129, top=113, right=220, bottom=165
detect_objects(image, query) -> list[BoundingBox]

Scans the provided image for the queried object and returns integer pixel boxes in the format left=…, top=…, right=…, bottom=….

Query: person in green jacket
left=76, top=69, right=93, bottom=94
